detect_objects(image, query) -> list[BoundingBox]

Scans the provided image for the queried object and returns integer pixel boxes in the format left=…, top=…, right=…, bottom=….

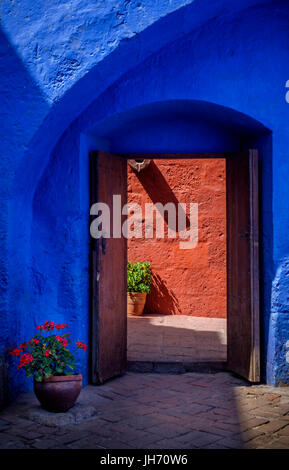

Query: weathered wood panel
left=90, top=151, right=127, bottom=384
left=227, top=150, right=260, bottom=382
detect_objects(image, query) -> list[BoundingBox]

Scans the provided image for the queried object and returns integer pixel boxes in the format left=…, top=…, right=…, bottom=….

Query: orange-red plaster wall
left=127, top=158, right=227, bottom=318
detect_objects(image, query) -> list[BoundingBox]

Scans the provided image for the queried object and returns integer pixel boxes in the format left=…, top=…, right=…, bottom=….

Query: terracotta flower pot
left=34, top=374, right=82, bottom=413
left=127, top=292, right=147, bottom=316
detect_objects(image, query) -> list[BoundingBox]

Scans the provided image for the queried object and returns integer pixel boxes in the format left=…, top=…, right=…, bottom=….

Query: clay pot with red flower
left=127, top=261, right=152, bottom=316
left=9, top=321, right=87, bottom=412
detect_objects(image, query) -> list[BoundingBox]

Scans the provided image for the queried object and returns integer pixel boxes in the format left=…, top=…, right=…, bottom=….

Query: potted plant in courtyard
left=9, top=321, right=87, bottom=412
left=127, top=261, right=152, bottom=316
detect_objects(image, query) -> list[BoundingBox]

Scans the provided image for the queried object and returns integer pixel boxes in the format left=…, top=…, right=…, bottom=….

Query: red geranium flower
left=18, top=353, right=34, bottom=368
left=56, top=336, right=67, bottom=347
left=29, top=338, right=39, bottom=345
left=10, top=348, right=21, bottom=357
left=43, top=321, right=55, bottom=331
left=76, top=341, right=87, bottom=351
left=10, top=321, right=86, bottom=381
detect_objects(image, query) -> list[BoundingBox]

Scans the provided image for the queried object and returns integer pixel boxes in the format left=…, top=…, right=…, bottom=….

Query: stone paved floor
left=1, top=372, right=289, bottom=449
left=128, top=315, right=227, bottom=362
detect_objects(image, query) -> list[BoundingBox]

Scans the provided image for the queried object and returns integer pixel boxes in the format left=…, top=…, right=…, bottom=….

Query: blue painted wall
left=0, top=0, right=289, bottom=397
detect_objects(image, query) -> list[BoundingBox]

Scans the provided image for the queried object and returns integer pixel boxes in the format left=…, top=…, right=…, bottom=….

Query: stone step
left=127, top=360, right=227, bottom=374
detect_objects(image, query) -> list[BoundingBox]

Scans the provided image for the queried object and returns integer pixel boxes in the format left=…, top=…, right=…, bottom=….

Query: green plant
left=127, top=261, right=152, bottom=293
left=8, top=321, right=87, bottom=382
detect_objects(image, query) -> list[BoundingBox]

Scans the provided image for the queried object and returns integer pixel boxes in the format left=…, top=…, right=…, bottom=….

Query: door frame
left=89, top=151, right=261, bottom=383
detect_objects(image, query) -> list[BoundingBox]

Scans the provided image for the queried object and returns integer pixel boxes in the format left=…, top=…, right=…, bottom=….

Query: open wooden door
left=227, top=150, right=260, bottom=382
left=90, top=151, right=127, bottom=384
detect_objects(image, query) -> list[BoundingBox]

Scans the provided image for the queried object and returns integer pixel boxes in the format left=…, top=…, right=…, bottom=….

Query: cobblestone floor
left=128, top=315, right=227, bottom=362
left=1, top=372, right=289, bottom=449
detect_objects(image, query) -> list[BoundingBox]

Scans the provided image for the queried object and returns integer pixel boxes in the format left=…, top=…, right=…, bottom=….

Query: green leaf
left=127, top=261, right=152, bottom=293
left=44, top=368, right=53, bottom=378
left=35, top=372, right=43, bottom=382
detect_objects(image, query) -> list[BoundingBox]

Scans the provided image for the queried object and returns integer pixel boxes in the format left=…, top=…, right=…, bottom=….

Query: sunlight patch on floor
left=127, top=314, right=227, bottom=362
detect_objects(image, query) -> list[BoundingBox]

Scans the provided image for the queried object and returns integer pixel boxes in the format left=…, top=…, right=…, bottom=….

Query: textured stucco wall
left=0, top=0, right=288, bottom=396
left=127, top=159, right=227, bottom=318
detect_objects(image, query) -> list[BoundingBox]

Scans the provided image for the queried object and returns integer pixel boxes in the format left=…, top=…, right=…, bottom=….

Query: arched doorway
left=86, top=100, right=270, bottom=384
left=8, top=0, right=284, bottom=396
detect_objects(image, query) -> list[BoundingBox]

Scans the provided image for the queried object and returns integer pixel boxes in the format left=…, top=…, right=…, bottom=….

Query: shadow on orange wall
left=145, top=272, right=182, bottom=315
left=134, top=161, right=190, bottom=230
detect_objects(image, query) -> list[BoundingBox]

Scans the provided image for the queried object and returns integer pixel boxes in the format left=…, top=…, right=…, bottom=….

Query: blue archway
left=3, top=0, right=289, bottom=397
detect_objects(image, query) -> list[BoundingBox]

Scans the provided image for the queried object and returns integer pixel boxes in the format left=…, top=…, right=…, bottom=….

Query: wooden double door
left=90, top=150, right=260, bottom=384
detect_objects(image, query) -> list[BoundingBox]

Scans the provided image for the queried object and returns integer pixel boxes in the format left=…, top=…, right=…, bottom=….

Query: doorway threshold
left=127, top=360, right=227, bottom=374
